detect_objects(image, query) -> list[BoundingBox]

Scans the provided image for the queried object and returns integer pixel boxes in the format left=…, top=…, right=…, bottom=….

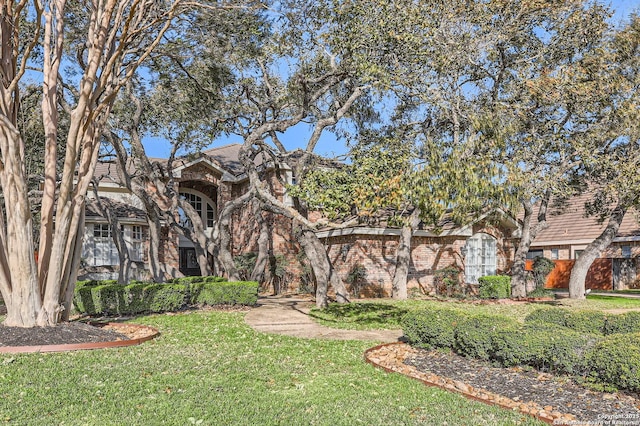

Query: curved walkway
left=244, top=295, right=404, bottom=342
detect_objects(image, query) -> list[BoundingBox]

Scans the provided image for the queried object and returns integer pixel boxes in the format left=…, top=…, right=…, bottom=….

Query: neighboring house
left=80, top=146, right=640, bottom=294
left=526, top=193, right=640, bottom=290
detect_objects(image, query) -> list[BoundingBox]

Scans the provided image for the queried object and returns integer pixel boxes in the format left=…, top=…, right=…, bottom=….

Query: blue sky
left=143, top=0, right=640, bottom=159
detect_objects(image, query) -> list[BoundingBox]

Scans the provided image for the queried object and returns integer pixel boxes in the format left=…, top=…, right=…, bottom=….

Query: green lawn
left=0, top=310, right=542, bottom=425
left=310, top=295, right=640, bottom=330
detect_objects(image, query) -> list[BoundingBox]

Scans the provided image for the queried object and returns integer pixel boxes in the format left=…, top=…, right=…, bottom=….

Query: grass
left=310, top=295, right=640, bottom=330
left=0, top=310, right=543, bottom=425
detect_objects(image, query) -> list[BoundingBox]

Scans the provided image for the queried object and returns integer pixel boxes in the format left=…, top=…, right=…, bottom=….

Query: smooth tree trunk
left=391, top=209, right=420, bottom=300
left=568, top=204, right=626, bottom=299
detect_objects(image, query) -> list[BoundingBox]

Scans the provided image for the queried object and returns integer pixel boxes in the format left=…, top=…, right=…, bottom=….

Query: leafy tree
left=567, top=14, right=640, bottom=298
left=0, top=0, right=182, bottom=327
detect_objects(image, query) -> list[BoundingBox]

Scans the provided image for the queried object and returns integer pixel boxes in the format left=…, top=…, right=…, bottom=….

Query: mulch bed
left=404, top=347, right=640, bottom=425
left=0, top=322, right=129, bottom=347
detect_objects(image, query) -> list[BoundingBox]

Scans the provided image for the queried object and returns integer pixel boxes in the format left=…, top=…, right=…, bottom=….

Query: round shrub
left=401, top=308, right=466, bottom=349
left=587, top=332, right=640, bottom=391
left=532, top=324, right=598, bottom=374
left=455, top=314, right=518, bottom=360
left=491, top=325, right=547, bottom=368
left=563, top=310, right=607, bottom=335
left=603, top=311, right=640, bottom=335
left=524, top=308, right=569, bottom=328
left=478, top=276, right=511, bottom=299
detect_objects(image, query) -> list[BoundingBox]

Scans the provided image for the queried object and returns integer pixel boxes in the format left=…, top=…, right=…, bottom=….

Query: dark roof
left=85, top=197, right=147, bottom=221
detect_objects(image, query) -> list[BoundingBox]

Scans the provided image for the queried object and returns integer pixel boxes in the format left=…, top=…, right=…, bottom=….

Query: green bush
left=73, top=279, right=257, bottom=315
left=455, top=314, right=517, bottom=360
left=478, top=276, right=511, bottom=299
left=143, top=284, right=187, bottom=313
left=195, top=281, right=258, bottom=306
left=603, top=311, right=640, bottom=335
left=401, top=308, right=466, bottom=349
left=532, top=256, right=555, bottom=289
left=123, top=283, right=148, bottom=314
left=541, top=328, right=597, bottom=375
left=524, top=308, right=568, bottom=328
left=90, top=284, right=125, bottom=315
left=563, top=311, right=608, bottom=334
left=587, top=333, right=640, bottom=391
left=525, top=308, right=607, bottom=334
left=490, top=325, right=547, bottom=367
left=73, top=281, right=101, bottom=314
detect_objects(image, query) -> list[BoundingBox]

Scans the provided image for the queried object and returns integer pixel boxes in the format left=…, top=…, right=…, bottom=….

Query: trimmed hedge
left=523, top=307, right=640, bottom=335
left=478, top=276, right=511, bottom=299
left=401, top=307, right=467, bottom=349
left=603, top=311, right=640, bottom=335
left=455, top=314, right=517, bottom=360
left=587, top=333, right=640, bottom=392
left=73, top=277, right=257, bottom=316
left=401, top=305, right=635, bottom=391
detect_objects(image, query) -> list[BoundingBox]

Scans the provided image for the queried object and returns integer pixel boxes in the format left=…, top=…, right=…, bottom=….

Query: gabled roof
left=529, top=192, right=640, bottom=247
left=85, top=197, right=147, bottom=222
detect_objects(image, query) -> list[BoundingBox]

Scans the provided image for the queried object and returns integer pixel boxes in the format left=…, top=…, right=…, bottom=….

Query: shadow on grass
left=310, top=302, right=408, bottom=327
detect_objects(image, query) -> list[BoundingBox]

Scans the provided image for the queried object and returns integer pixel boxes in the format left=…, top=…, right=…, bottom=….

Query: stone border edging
left=0, top=323, right=160, bottom=354
left=364, top=342, right=581, bottom=426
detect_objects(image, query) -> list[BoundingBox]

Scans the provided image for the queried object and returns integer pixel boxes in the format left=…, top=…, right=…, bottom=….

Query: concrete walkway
left=244, top=295, right=404, bottom=342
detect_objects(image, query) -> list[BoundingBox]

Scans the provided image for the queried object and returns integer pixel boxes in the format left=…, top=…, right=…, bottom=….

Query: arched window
left=179, top=190, right=216, bottom=230
left=464, top=233, right=497, bottom=284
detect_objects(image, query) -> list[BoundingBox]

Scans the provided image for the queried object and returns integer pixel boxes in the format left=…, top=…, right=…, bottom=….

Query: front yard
left=0, top=309, right=542, bottom=425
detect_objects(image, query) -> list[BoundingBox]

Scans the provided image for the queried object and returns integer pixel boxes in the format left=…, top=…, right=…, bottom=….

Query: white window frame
left=129, top=225, right=144, bottom=262
left=464, top=233, right=497, bottom=284
left=92, top=224, right=119, bottom=266
left=178, top=189, right=216, bottom=230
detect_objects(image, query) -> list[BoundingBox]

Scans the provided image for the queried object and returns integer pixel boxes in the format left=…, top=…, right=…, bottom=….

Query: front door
left=179, top=247, right=201, bottom=276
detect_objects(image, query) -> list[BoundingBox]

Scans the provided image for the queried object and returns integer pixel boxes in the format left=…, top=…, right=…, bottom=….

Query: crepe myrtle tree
left=0, top=0, right=183, bottom=327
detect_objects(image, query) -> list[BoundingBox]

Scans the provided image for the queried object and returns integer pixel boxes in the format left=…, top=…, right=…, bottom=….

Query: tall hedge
left=73, top=277, right=258, bottom=316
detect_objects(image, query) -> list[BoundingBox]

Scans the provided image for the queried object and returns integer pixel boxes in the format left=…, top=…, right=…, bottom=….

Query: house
left=81, top=144, right=300, bottom=282
left=525, top=193, right=640, bottom=290
left=81, top=145, right=640, bottom=295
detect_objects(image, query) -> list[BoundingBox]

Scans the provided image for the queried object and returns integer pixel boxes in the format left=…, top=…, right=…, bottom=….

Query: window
left=464, top=233, right=497, bottom=284
left=93, top=224, right=119, bottom=266
left=526, top=250, right=543, bottom=259
left=622, top=246, right=632, bottom=258
left=179, top=191, right=216, bottom=229
left=551, top=249, right=559, bottom=260
left=130, top=225, right=144, bottom=262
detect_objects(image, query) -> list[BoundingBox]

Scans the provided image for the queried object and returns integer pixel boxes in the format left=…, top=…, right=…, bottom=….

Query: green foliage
left=234, top=252, right=258, bottom=281
left=490, top=325, right=548, bottom=368
left=309, top=303, right=408, bottom=329
left=525, top=288, right=555, bottom=299
left=90, top=285, right=126, bottom=315
left=524, top=308, right=608, bottom=335
left=454, top=315, right=517, bottom=361
left=144, top=284, right=186, bottom=313
left=401, top=307, right=466, bottom=349
left=73, top=279, right=258, bottom=315
left=434, top=266, right=462, bottom=297
left=477, top=276, right=511, bottom=299
left=532, top=256, right=555, bottom=289
left=587, top=333, right=640, bottom=391
left=195, top=281, right=259, bottom=306
left=345, top=264, right=367, bottom=297
left=603, top=311, right=640, bottom=335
